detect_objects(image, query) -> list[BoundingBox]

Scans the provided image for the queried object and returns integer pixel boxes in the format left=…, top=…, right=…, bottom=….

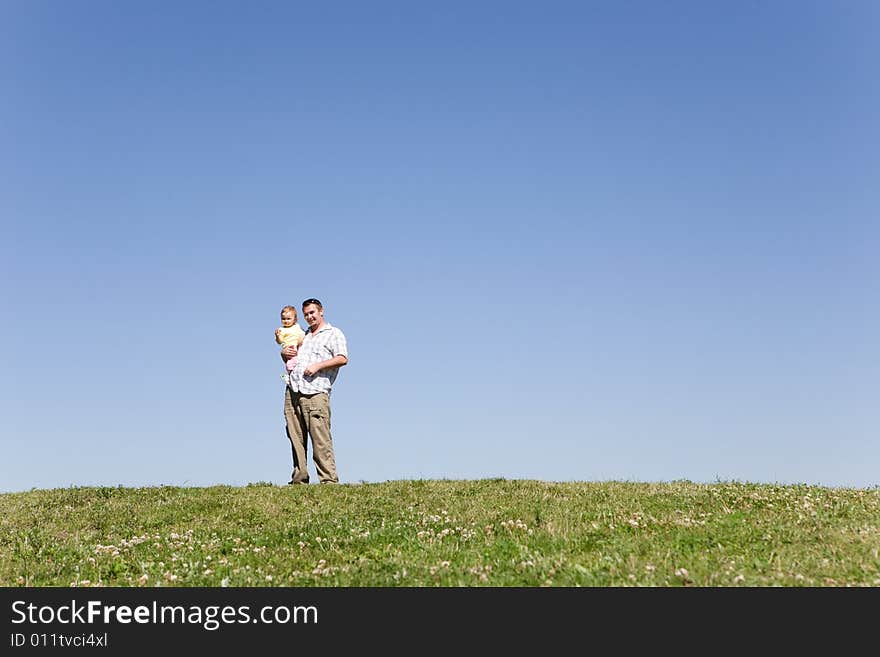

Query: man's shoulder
left=307, top=323, right=344, bottom=338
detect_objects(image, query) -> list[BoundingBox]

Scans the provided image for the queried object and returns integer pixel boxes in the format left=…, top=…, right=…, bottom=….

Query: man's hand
left=282, top=345, right=298, bottom=359
left=303, top=363, right=321, bottom=377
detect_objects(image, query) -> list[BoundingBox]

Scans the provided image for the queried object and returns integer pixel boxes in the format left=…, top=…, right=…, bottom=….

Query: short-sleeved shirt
left=287, top=322, right=348, bottom=395
left=276, top=324, right=305, bottom=347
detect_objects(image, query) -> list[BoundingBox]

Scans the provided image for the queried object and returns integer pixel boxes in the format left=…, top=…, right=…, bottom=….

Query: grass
left=1, top=479, right=878, bottom=587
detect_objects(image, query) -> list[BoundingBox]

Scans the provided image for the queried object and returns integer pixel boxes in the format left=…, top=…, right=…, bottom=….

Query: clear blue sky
left=2, top=1, right=878, bottom=492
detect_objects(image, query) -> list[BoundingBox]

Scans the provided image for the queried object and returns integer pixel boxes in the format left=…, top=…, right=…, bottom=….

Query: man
left=282, top=298, right=348, bottom=484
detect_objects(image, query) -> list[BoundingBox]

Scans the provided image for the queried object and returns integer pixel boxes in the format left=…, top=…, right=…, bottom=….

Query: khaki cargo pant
left=284, top=388, right=339, bottom=484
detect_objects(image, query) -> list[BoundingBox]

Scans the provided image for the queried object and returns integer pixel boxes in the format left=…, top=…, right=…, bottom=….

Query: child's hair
left=280, top=305, right=298, bottom=321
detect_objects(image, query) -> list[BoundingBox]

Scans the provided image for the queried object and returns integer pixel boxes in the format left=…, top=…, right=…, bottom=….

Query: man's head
left=302, top=298, right=324, bottom=331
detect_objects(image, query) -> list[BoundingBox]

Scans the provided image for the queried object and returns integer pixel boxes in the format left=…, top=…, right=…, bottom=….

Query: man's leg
left=283, top=386, right=310, bottom=484
left=302, top=392, right=338, bottom=483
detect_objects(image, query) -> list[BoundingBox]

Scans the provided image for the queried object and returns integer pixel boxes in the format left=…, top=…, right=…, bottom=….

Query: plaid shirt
left=287, top=322, right=348, bottom=395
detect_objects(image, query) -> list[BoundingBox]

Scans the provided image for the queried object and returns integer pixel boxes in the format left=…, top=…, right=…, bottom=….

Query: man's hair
left=302, top=298, right=323, bottom=310
left=281, top=305, right=298, bottom=321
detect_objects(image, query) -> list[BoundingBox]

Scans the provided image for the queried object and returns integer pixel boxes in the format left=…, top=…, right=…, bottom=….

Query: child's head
left=280, top=305, right=297, bottom=328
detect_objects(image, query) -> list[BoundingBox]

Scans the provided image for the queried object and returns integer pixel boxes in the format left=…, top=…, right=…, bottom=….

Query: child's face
left=280, top=311, right=296, bottom=328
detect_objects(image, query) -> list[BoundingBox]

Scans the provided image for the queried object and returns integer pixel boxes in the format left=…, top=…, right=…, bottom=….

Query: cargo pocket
left=309, top=404, right=330, bottom=429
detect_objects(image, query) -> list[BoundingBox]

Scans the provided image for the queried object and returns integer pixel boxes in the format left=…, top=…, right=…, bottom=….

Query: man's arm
left=303, top=355, right=347, bottom=377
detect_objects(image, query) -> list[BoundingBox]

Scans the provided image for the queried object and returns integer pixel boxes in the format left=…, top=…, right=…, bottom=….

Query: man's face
left=302, top=304, right=323, bottom=329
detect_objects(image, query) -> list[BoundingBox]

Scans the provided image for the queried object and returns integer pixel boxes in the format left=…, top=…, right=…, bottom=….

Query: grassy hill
left=2, top=479, right=878, bottom=587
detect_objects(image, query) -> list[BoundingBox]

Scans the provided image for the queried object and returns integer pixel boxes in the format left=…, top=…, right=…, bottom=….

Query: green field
left=2, top=479, right=878, bottom=587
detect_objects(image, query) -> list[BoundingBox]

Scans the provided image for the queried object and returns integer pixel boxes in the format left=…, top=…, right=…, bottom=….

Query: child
left=275, top=305, right=305, bottom=377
